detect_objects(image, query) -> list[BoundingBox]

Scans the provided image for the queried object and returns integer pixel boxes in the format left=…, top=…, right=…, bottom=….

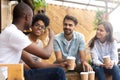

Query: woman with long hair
left=89, top=21, right=120, bottom=80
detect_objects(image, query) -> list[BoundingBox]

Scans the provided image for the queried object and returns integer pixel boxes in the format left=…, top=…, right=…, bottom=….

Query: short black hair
left=63, top=15, right=78, bottom=25
left=32, top=14, right=50, bottom=27
left=13, top=2, right=32, bottom=20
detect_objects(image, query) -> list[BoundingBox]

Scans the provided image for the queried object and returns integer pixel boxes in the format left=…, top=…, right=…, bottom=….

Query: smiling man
left=53, top=15, right=92, bottom=72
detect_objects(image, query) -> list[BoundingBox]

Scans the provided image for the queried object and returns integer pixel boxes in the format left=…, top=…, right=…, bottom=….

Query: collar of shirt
left=61, top=31, right=77, bottom=45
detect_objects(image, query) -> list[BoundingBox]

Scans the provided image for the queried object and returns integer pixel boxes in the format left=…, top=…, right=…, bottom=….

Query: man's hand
left=82, top=61, right=93, bottom=71
left=66, top=61, right=76, bottom=70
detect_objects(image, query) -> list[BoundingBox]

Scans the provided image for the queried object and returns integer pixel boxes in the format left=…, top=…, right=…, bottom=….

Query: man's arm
left=21, top=50, right=67, bottom=69
left=79, top=50, right=87, bottom=62
left=53, top=38, right=67, bottom=63
left=79, top=50, right=93, bottom=71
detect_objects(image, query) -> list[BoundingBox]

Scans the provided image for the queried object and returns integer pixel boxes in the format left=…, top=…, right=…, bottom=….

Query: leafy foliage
left=93, top=10, right=105, bottom=30
left=33, top=0, right=47, bottom=11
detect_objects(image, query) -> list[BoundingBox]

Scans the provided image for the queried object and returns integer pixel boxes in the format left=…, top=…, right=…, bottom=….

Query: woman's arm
left=91, top=44, right=103, bottom=66
left=110, top=40, right=119, bottom=65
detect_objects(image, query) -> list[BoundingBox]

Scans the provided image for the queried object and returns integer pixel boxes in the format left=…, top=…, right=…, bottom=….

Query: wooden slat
left=66, top=72, right=80, bottom=80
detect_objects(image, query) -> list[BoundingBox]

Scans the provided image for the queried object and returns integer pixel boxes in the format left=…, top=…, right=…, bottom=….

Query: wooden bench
left=66, top=72, right=80, bottom=80
left=0, top=64, right=24, bottom=80
left=66, top=71, right=112, bottom=80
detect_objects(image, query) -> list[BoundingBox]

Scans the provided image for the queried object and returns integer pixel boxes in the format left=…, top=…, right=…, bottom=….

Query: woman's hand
left=100, top=64, right=105, bottom=67
left=105, top=60, right=114, bottom=69
left=47, top=28, right=54, bottom=40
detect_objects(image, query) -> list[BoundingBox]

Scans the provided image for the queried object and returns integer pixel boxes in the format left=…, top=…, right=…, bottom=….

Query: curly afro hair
left=32, top=14, right=50, bottom=28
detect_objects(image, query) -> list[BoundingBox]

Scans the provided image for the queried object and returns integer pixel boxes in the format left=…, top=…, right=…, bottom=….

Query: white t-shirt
left=20, top=36, right=43, bottom=64
left=0, top=24, right=32, bottom=78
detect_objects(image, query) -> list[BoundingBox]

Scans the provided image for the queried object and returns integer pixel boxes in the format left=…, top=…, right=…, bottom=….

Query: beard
left=24, top=23, right=31, bottom=31
left=63, top=28, right=73, bottom=35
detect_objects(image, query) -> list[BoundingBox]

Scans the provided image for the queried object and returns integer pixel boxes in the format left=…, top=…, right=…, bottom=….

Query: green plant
left=32, top=0, right=47, bottom=11
left=93, top=10, right=105, bottom=30
left=88, top=59, right=92, bottom=65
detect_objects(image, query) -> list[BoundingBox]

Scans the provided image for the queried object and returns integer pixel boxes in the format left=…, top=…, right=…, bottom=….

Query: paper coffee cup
left=103, top=55, right=110, bottom=66
left=80, top=72, right=88, bottom=80
left=67, top=56, right=75, bottom=70
left=88, top=71, right=95, bottom=80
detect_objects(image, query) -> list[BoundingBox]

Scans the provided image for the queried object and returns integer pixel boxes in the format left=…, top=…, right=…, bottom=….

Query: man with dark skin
left=0, top=2, right=66, bottom=80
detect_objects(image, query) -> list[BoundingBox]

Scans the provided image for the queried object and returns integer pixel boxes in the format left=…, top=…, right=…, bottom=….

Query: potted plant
left=93, top=10, right=106, bottom=30
left=32, top=0, right=47, bottom=14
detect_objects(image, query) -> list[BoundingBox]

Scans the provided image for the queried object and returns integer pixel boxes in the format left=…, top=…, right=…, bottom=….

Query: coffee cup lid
left=80, top=72, right=88, bottom=74
left=103, top=55, right=110, bottom=58
left=67, top=56, right=75, bottom=59
left=88, top=71, right=95, bottom=73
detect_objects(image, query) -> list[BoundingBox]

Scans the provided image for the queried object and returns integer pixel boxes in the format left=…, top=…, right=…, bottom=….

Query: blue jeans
left=24, top=67, right=66, bottom=80
left=92, top=65, right=120, bottom=80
